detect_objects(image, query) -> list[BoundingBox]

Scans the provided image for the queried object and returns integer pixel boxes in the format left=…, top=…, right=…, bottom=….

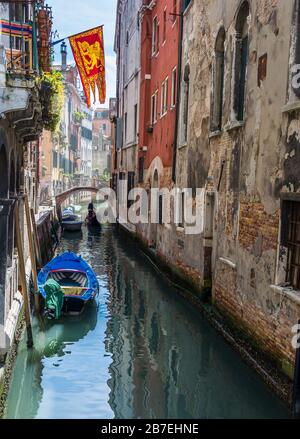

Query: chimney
left=61, top=42, right=67, bottom=71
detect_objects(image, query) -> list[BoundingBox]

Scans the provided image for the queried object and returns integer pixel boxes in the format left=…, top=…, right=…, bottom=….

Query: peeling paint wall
left=171, top=0, right=300, bottom=375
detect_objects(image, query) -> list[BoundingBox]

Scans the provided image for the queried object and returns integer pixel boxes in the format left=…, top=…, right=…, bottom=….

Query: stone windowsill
left=225, top=120, right=245, bottom=132
left=176, top=226, right=185, bottom=233
left=270, top=284, right=300, bottom=305
left=282, top=100, right=300, bottom=113
left=122, top=142, right=137, bottom=150
left=219, top=257, right=236, bottom=269
left=178, top=142, right=188, bottom=150
left=209, top=130, right=222, bottom=139
left=183, top=0, right=194, bottom=16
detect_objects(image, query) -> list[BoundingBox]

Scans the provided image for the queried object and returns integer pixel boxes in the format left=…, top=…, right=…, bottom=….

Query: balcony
left=0, top=2, right=52, bottom=143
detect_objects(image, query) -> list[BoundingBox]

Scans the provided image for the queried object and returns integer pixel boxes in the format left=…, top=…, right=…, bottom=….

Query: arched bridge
left=55, top=185, right=108, bottom=221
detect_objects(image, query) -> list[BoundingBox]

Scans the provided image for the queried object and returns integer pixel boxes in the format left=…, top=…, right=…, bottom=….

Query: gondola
left=85, top=208, right=102, bottom=232
left=62, top=208, right=83, bottom=232
left=38, top=251, right=99, bottom=317
left=61, top=218, right=83, bottom=232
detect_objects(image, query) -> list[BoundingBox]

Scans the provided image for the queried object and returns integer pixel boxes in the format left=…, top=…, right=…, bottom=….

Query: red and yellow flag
left=69, top=26, right=106, bottom=107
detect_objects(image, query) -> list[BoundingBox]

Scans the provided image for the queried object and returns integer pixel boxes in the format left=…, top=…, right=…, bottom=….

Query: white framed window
left=171, top=67, right=177, bottom=107
left=163, top=7, right=167, bottom=43
left=151, top=91, right=158, bottom=125
left=161, top=77, right=168, bottom=117
left=152, top=16, right=159, bottom=56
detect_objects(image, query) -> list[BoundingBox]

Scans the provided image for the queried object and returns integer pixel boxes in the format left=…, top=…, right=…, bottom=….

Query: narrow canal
left=3, top=218, right=290, bottom=418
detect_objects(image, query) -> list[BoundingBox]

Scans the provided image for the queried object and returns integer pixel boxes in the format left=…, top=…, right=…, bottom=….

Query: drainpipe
left=172, top=0, right=184, bottom=183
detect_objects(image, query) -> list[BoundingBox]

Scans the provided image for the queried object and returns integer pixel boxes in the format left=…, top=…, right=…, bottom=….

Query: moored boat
left=38, top=251, right=99, bottom=317
left=62, top=219, right=83, bottom=232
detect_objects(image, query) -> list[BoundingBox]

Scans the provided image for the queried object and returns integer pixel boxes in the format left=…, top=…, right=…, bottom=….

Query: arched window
left=233, top=1, right=250, bottom=122
left=0, top=145, right=8, bottom=198
left=211, top=27, right=226, bottom=132
left=9, top=159, right=15, bottom=197
left=182, top=64, right=190, bottom=143
left=290, top=0, right=300, bottom=100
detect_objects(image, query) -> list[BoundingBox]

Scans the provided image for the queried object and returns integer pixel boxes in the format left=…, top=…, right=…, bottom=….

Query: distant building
left=112, top=0, right=143, bottom=225
left=92, top=108, right=112, bottom=183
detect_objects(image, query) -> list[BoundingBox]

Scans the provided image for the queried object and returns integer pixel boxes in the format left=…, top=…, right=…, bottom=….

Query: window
left=179, top=192, right=185, bottom=228
left=233, top=1, right=250, bottom=122
left=127, top=172, right=135, bottom=208
left=172, top=0, right=177, bottom=24
left=163, top=8, right=167, bottom=43
left=171, top=67, right=177, bottom=107
left=161, top=78, right=168, bottom=117
left=134, top=104, right=138, bottom=140
left=183, top=0, right=191, bottom=11
left=138, top=157, right=144, bottom=183
left=152, top=17, right=159, bottom=55
left=151, top=91, right=158, bottom=125
left=158, top=195, right=163, bottom=225
left=282, top=201, right=300, bottom=290
left=182, top=65, right=190, bottom=143
left=290, top=0, right=300, bottom=100
left=124, top=112, right=128, bottom=142
left=211, top=27, right=225, bottom=132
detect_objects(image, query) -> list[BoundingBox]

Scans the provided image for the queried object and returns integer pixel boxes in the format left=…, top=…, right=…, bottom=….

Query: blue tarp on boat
left=38, top=251, right=99, bottom=303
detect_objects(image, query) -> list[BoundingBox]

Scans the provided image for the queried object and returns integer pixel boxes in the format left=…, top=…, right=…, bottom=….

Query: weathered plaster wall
left=172, top=0, right=300, bottom=375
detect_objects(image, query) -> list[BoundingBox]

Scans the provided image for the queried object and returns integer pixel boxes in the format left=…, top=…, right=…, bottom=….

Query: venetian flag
left=69, top=26, right=106, bottom=107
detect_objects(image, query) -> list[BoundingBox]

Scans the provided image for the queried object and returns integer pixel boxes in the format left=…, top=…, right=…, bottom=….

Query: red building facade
left=138, top=0, right=180, bottom=189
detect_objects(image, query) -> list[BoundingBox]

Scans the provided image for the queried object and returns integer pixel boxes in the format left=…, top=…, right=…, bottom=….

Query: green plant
left=73, top=111, right=85, bottom=124
left=39, top=70, right=64, bottom=133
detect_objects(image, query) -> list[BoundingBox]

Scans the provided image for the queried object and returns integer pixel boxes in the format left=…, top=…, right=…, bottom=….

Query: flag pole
left=51, top=25, right=104, bottom=46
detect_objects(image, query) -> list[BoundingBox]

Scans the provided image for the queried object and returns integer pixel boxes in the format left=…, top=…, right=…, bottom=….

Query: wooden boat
left=62, top=208, right=75, bottom=221
left=38, top=251, right=99, bottom=316
left=61, top=219, right=83, bottom=232
left=62, top=208, right=83, bottom=232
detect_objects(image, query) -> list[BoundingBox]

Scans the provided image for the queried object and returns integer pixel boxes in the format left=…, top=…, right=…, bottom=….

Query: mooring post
left=14, top=200, right=34, bottom=349
left=24, top=194, right=40, bottom=313
left=30, top=208, right=42, bottom=268
left=293, top=319, right=300, bottom=417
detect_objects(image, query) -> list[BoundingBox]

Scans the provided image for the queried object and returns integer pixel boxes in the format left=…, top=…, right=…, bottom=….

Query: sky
left=49, top=0, right=117, bottom=108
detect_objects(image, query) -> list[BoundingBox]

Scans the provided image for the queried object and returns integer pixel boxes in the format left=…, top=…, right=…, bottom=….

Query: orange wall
left=139, top=0, right=180, bottom=170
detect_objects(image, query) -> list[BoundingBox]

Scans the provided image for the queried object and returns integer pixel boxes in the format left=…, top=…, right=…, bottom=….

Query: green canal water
left=3, top=223, right=290, bottom=419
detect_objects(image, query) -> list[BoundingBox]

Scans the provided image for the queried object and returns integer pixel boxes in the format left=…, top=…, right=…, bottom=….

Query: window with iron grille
left=138, top=157, right=144, bottom=183
left=158, top=195, right=163, bottom=225
left=127, top=171, right=135, bottom=208
left=285, top=201, right=300, bottom=290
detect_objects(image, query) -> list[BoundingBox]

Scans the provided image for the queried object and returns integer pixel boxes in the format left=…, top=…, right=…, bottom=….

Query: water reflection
left=4, top=223, right=290, bottom=419
left=105, top=231, right=289, bottom=419
left=4, top=302, right=98, bottom=419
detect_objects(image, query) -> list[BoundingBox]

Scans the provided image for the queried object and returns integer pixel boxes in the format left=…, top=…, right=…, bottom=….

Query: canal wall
left=0, top=208, right=57, bottom=417
left=118, top=223, right=293, bottom=407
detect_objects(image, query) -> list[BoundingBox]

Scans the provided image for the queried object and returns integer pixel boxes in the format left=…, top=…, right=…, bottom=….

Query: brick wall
left=239, top=200, right=279, bottom=252
left=214, top=260, right=299, bottom=373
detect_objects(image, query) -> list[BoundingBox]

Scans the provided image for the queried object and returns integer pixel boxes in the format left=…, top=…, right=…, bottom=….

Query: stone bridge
left=55, top=185, right=107, bottom=221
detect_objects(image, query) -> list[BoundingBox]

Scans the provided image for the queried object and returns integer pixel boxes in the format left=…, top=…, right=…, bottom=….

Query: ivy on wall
left=39, top=70, right=64, bottom=133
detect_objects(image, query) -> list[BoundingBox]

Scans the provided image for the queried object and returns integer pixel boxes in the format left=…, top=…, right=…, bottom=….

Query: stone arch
left=235, top=1, right=250, bottom=37
left=182, top=64, right=190, bottom=143
left=152, top=169, right=159, bottom=189
left=0, top=144, right=8, bottom=198
left=233, top=0, right=250, bottom=121
left=211, top=26, right=226, bottom=132
left=9, top=158, right=16, bottom=196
